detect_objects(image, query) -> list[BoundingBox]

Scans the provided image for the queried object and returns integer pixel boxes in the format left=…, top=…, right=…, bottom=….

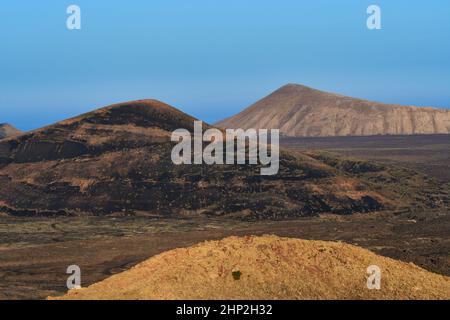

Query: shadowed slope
left=0, top=99, right=402, bottom=218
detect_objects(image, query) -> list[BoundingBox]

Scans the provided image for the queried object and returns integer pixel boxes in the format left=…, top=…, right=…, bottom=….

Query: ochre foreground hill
left=216, top=84, right=450, bottom=137
left=0, top=99, right=417, bottom=218
left=52, top=235, right=450, bottom=300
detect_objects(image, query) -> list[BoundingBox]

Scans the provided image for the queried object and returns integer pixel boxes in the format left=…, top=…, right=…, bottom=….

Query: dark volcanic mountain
left=0, top=100, right=444, bottom=218
left=216, top=84, right=450, bottom=137
left=0, top=124, right=22, bottom=139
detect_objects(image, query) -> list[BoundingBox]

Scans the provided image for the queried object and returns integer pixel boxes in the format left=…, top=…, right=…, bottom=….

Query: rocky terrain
left=0, top=123, right=22, bottom=139
left=0, top=132, right=449, bottom=300
left=216, top=84, right=450, bottom=137
left=52, top=235, right=450, bottom=300
left=0, top=99, right=430, bottom=219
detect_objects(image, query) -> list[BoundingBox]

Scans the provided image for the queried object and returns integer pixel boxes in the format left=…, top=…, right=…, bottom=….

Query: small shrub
left=232, top=271, right=242, bottom=280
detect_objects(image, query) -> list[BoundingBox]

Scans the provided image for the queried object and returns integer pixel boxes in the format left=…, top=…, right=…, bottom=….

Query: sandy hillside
left=0, top=99, right=403, bottom=218
left=216, top=84, right=450, bottom=137
left=52, top=235, right=450, bottom=300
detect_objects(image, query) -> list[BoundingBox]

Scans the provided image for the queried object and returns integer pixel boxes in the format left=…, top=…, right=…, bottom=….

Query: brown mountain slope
left=0, top=123, right=22, bottom=139
left=216, top=84, right=450, bottom=137
left=0, top=99, right=446, bottom=218
left=52, top=235, right=450, bottom=300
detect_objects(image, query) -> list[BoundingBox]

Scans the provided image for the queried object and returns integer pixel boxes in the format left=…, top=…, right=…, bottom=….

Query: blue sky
left=1, top=0, right=449, bottom=130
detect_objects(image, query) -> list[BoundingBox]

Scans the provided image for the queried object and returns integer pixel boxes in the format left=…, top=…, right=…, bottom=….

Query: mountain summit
left=0, top=123, right=22, bottom=139
left=216, top=84, right=450, bottom=137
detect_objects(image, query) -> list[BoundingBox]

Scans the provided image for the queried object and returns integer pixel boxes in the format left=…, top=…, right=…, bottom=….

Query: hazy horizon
left=3, top=82, right=450, bottom=132
left=1, top=0, right=450, bottom=130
